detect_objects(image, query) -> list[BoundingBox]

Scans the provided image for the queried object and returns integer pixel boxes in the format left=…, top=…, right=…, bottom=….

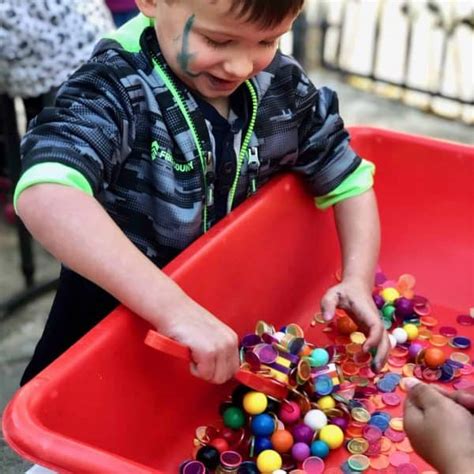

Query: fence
left=299, top=0, right=473, bottom=124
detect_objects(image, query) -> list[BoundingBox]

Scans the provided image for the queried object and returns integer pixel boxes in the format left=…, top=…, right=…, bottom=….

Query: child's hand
left=404, top=380, right=474, bottom=474
left=321, top=278, right=389, bottom=370
left=157, top=297, right=240, bottom=385
left=445, top=387, right=474, bottom=412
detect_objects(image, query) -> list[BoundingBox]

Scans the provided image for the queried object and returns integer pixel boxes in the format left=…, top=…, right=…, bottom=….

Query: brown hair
left=227, top=0, right=305, bottom=28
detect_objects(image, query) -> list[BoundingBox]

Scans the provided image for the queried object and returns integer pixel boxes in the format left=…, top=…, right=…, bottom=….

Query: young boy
left=15, top=0, right=389, bottom=386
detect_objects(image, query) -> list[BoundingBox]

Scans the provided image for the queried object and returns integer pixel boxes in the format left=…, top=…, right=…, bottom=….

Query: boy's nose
left=222, top=55, right=254, bottom=80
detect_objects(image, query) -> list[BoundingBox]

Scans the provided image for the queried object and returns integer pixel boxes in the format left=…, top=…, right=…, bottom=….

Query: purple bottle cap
left=362, top=424, right=383, bottom=442
left=244, top=351, right=261, bottom=370
left=180, top=460, right=206, bottom=474
left=241, top=334, right=262, bottom=348
left=439, top=326, right=457, bottom=337
left=254, top=343, right=278, bottom=364
left=412, top=295, right=428, bottom=305
left=220, top=450, right=242, bottom=468
left=457, top=314, right=474, bottom=326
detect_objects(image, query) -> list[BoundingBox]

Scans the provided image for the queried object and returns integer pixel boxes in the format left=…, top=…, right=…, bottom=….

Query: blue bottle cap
left=314, top=374, right=334, bottom=395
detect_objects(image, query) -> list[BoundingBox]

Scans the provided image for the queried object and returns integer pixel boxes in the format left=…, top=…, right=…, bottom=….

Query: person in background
left=0, top=0, right=114, bottom=100
left=404, top=378, right=474, bottom=474
left=0, top=0, right=114, bottom=283
left=106, top=0, right=140, bottom=27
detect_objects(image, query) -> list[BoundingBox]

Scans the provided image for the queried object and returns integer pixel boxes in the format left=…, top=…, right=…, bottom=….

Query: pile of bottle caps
left=180, top=273, right=473, bottom=473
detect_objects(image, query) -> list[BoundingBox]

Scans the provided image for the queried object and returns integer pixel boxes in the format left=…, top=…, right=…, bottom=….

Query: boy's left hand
left=321, top=277, right=390, bottom=370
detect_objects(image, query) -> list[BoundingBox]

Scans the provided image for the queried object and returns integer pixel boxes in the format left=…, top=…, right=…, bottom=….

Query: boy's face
left=137, top=0, right=297, bottom=101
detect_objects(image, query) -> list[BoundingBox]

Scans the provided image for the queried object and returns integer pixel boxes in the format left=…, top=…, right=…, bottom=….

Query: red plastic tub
left=3, top=128, right=474, bottom=472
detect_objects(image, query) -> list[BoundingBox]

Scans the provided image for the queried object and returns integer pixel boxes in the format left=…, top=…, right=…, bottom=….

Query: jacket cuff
left=315, top=159, right=375, bottom=210
left=14, top=162, right=93, bottom=212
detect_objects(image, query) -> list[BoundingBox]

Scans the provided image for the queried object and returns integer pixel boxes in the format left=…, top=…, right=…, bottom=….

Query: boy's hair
left=228, top=0, right=304, bottom=28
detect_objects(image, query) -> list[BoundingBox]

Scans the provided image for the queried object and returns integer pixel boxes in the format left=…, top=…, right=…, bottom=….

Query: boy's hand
left=321, top=277, right=389, bottom=370
left=156, top=298, right=240, bottom=385
left=404, top=380, right=474, bottom=474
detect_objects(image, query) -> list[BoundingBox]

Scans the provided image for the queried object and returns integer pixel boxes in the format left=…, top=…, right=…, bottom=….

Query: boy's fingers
left=213, top=357, right=230, bottom=385
left=371, top=330, right=390, bottom=370
left=321, top=289, right=338, bottom=321
left=213, top=333, right=240, bottom=384
left=362, top=308, right=384, bottom=349
left=355, top=301, right=388, bottom=370
left=214, top=348, right=239, bottom=385
left=192, top=351, right=216, bottom=382
left=190, top=362, right=200, bottom=378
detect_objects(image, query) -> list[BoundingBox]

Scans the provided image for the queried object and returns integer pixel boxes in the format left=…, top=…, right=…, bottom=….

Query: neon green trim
left=150, top=58, right=209, bottom=230
left=315, top=159, right=375, bottom=210
left=103, top=13, right=153, bottom=53
left=14, top=163, right=93, bottom=212
left=227, top=80, right=258, bottom=213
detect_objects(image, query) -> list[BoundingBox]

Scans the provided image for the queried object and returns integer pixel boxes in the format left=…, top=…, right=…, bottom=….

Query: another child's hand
left=404, top=380, right=474, bottom=474
left=321, top=278, right=389, bottom=370
left=444, top=387, right=474, bottom=412
left=157, top=297, right=240, bottom=385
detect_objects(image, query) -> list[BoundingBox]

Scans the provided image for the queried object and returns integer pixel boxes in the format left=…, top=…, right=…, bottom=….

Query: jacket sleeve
left=14, top=55, right=135, bottom=208
left=291, top=80, right=374, bottom=207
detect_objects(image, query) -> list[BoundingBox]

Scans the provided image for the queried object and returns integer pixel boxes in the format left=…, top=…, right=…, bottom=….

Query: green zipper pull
left=205, top=151, right=215, bottom=207
left=247, top=146, right=260, bottom=195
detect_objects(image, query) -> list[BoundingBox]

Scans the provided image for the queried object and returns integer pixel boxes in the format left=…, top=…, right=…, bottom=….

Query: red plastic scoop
left=145, top=330, right=289, bottom=400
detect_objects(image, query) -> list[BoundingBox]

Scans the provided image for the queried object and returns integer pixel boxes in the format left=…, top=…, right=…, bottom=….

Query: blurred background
left=0, top=0, right=472, bottom=471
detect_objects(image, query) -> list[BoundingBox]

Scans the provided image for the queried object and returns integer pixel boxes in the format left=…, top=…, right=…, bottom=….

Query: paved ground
left=0, top=69, right=472, bottom=473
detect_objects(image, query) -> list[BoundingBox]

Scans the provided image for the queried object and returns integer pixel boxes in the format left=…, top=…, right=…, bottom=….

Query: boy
left=15, top=0, right=389, bottom=386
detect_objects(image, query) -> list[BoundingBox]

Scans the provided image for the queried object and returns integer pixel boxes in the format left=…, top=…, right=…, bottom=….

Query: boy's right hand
left=16, top=185, right=240, bottom=384
left=156, top=297, right=240, bottom=385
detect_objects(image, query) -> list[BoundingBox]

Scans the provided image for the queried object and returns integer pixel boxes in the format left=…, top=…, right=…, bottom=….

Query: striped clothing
left=16, top=14, right=374, bottom=268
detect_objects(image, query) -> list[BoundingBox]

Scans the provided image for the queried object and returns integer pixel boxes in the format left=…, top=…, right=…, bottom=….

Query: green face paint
left=177, top=14, right=200, bottom=77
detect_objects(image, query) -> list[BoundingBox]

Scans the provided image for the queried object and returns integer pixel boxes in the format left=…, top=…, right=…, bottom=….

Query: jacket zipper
left=149, top=50, right=258, bottom=231
left=149, top=52, right=210, bottom=231
left=227, top=80, right=258, bottom=213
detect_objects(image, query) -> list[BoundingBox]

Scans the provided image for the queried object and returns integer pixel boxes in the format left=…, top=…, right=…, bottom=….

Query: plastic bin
left=3, top=127, right=473, bottom=473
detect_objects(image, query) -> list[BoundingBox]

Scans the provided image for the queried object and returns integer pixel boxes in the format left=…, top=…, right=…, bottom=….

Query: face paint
left=152, top=0, right=296, bottom=102
left=177, top=14, right=200, bottom=77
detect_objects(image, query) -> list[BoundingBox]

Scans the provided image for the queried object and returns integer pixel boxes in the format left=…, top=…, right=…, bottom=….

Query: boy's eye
left=203, top=35, right=277, bottom=49
left=204, top=36, right=232, bottom=48
left=260, top=40, right=278, bottom=48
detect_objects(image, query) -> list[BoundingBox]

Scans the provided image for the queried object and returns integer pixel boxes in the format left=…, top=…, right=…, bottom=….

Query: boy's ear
left=135, top=0, right=158, bottom=18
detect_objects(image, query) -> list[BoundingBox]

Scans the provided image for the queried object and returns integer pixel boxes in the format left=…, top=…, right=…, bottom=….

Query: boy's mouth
left=206, top=73, right=240, bottom=91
